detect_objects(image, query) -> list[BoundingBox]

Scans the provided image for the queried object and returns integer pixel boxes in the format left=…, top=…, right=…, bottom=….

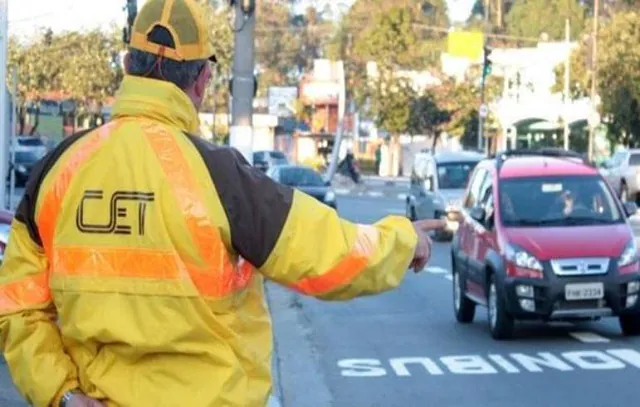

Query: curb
left=264, top=284, right=284, bottom=407
left=335, top=188, right=408, bottom=201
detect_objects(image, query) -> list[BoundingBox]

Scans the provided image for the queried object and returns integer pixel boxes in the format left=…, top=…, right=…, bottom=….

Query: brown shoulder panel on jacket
left=14, top=127, right=98, bottom=246
left=184, top=135, right=294, bottom=268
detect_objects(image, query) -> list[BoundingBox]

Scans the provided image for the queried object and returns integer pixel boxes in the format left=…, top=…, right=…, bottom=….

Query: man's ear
left=194, top=63, right=211, bottom=98
left=123, top=52, right=132, bottom=74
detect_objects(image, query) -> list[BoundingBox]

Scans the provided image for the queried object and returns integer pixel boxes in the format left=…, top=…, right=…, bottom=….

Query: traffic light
left=482, top=46, right=493, bottom=79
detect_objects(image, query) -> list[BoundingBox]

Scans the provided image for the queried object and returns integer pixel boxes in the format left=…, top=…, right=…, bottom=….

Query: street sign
left=479, top=104, right=488, bottom=118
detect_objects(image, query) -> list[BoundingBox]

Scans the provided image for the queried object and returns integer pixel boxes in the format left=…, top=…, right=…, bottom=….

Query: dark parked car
left=267, top=165, right=337, bottom=209
left=10, top=150, right=41, bottom=186
left=452, top=148, right=640, bottom=339
left=253, top=150, right=288, bottom=172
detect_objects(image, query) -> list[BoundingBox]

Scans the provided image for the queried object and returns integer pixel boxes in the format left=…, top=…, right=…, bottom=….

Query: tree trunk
left=29, top=104, right=40, bottom=136
left=496, top=0, right=503, bottom=28
left=431, top=130, right=440, bottom=153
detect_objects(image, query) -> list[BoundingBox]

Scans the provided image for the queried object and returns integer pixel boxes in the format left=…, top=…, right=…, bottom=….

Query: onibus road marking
left=338, top=348, right=640, bottom=377
left=569, top=332, right=611, bottom=343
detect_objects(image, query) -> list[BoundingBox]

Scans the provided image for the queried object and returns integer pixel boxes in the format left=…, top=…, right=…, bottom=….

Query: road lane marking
left=397, top=193, right=407, bottom=200
left=569, top=332, right=611, bottom=343
left=424, top=266, right=449, bottom=274
left=335, top=188, right=350, bottom=195
left=338, top=348, right=640, bottom=377
left=444, top=274, right=453, bottom=281
left=367, top=191, right=384, bottom=198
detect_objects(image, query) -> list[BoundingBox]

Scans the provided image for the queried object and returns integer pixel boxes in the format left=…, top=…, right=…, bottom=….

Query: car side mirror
left=469, top=206, right=486, bottom=222
left=623, top=201, right=638, bottom=217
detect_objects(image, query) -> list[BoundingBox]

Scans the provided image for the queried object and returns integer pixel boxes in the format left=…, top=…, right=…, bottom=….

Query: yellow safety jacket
left=0, top=75, right=418, bottom=407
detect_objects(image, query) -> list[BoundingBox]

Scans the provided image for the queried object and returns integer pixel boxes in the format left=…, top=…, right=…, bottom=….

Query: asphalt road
left=270, top=192, right=640, bottom=407
left=2, top=187, right=640, bottom=406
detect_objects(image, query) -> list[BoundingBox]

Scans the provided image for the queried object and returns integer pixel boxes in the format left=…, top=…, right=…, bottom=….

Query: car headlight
left=324, top=190, right=336, bottom=202
left=505, top=244, right=543, bottom=271
left=619, top=239, right=638, bottom=268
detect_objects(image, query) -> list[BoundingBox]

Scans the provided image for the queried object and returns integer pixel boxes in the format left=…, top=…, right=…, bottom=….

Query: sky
left=7, top=0, right=477, bottom=38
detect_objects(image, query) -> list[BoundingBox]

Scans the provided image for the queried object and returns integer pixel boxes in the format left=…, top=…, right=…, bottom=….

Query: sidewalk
left=332, top=174, right=409, bottom=200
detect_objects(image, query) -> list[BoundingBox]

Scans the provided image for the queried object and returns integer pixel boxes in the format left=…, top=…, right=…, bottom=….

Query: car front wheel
left=619, top=314, right=640, bottom=336
left=487, top=274, right=514, bottom=340
left=452, top=266, right=475, bottom=323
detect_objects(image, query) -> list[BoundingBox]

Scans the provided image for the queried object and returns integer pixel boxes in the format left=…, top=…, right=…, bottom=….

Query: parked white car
left=599, top=149, right=640, bottom=203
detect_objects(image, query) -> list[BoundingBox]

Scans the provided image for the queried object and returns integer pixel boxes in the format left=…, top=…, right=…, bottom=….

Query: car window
left=413, top=156, right=430, bottom=180
left=436, top=161, right=479, bottom=189
left=629, top=154, right=640, bottom=166
left=499, top=175, right=622, bottom=227
left=610, top=151, right=627, bottom=167
left=18, top=138, right=44, bottom=146
left=253, top=152, right=265, bottom=162
left=463, top=168, right=488, bottom=209
left=269, top=151, right=286, bottom=160
left=280, top=168, right=324, bottom=187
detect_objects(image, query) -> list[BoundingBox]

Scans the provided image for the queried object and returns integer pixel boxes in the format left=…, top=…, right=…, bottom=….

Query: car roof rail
left=494, top=147, right=592, bottom=173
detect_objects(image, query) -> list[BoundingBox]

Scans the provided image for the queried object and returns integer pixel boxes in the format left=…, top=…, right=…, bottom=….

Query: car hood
left=503, top=224, right=632, bottom=260
left=435, top=189, right=465, bottom=209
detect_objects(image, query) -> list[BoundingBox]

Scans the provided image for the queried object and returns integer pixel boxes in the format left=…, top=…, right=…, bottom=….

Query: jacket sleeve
left=0, top=191, right=79, bottom=406
left=203, top=147, right=418, bottom=300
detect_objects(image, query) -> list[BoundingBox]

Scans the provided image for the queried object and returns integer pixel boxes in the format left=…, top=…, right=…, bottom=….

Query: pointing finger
left=413, top=219, right=447, bottom=232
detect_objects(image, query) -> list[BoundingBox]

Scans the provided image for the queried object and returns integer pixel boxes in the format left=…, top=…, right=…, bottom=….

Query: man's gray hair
left=127, top=48, right=207, bottom=90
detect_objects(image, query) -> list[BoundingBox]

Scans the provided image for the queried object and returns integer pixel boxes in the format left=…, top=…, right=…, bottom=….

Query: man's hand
left=410, top=219, right=447, bottom=272
left=66, top=394, right=106, bottom=407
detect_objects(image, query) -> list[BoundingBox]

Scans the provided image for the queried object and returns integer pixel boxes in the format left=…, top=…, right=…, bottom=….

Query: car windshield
left=499, top=175, right=623, bottom=227
left=269, top=151, right=288, bottom=164
left=279, top=168, right=324, bottom=187
left=437, top=161, right=478, bottom=189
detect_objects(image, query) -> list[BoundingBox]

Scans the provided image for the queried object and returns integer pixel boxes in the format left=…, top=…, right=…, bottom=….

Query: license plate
left=565, top=283, right=604, bottom=301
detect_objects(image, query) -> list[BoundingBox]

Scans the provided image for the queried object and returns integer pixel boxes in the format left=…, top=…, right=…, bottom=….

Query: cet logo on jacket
left=75, top=190, right=155, bottom=236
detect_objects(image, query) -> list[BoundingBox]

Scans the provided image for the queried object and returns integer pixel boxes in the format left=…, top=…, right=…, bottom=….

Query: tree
left=505, top=0, right=586, bottom=41
left=597, top=11, right=640, bottom=146
left=255, top=0, right=300, bottom=94
left=554, top=11, right=640, bottom=146
left=408, top=91, right=450, bottom=150
left=328, top=0, right=449, bottom=102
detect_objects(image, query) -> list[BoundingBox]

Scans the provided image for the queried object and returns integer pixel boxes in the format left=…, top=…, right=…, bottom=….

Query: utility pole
left=478, top=0, right=490, bottom=154
left=123, top=0, right=137, bottom=44
left=563, top=17, right=571, bottom=150
left=230, top=0, right=256, bottom=164
left=0, top=0, right=9, bottom=209
left=587, top=0, right=600, bottom=161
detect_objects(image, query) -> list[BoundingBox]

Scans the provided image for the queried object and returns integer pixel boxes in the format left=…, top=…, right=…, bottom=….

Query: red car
left=451, top=148, right=640, bottom=339
left=0, top=209, right=13, bottom=264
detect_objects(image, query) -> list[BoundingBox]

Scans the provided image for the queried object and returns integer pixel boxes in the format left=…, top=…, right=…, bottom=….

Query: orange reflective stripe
left=292, top=255, right=368, bottom=295
left=291, top=225, right=379, bottom=295
left=141, top=121, right=253, bottom=296
left=0, top=273, right=50, bottom=315
left=37, top=124, right=115, bottom=256
left=53, top=247, right=185, bottom=279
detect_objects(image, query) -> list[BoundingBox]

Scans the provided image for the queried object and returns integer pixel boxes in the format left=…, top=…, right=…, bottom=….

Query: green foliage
left=367, top=75, right=416, bottom=135
left=505, top=0, right=586, bottom=41
left=554, top=10, right=640, bottom=146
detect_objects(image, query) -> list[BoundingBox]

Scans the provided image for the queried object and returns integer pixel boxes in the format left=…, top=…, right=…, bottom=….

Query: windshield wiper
left=511, top=216, right=614, bottom=226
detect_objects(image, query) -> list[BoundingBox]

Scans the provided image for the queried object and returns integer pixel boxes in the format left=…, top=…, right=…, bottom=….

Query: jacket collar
left=111, top=75, right=200, bottom=134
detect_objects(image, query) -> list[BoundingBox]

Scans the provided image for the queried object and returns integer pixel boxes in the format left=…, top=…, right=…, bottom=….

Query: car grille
left=549, top=257, right=610, bottom=276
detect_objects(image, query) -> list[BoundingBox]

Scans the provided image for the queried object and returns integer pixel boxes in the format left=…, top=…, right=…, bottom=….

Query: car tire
left=487, top=273, right=514, bottom=340
left=452, top=265, right=475, bottom=323
left=619, top=314, right=640, bottom=336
